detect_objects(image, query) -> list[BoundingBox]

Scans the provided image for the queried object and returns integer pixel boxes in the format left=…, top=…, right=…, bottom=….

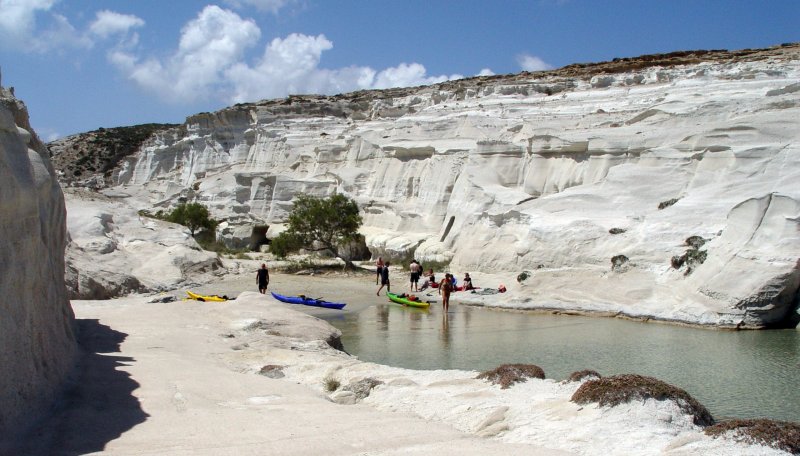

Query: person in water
left=375, top=257, right=385, bottom=285
left=256, top=263, right=270, bottom=294
left=377, top=261, right=391, bottom=296
left=439, top=273, right=453, bottom=311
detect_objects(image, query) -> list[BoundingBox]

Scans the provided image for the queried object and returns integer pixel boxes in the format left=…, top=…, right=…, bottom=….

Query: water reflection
left=325, top=303, right=800, bottom=422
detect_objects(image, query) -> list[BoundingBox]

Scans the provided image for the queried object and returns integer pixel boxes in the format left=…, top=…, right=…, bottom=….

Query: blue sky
left=1, top=0, right=797, bottom=141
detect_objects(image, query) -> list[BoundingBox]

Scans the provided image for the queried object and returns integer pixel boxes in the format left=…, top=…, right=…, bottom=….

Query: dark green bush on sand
left=566, top=369, right=601, bottom=383
left=477, top=364, right=545, bottom=389
left=705, top=419, right=800, bottom=454
left=571, top=374, right=714, bottom=426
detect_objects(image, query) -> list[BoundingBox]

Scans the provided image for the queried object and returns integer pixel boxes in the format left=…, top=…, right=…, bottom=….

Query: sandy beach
left=17, top=277, right=564, bottom=455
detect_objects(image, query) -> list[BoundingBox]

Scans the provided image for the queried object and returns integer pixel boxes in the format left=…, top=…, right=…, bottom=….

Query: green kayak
left=387, top=292, right=431, bottom=308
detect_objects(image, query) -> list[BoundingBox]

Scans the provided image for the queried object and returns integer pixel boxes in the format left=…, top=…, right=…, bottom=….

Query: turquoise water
left=323, top=303, right=800, bottom=422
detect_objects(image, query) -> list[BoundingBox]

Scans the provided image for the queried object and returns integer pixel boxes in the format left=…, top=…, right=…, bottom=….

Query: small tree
left=275, top=194, right=363, bottom=266
left=166, top=202, right=217, bottom=237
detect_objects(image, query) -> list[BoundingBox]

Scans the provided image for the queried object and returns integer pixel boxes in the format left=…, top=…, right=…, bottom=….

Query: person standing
left=256, top=263, right=270, bottom=294
left=375, top=257, right=385, bottom=285
left=377, top=261, right=391, bottom=296
left=439, top=273, right=453, bottom=312
left=409, top=259, right=421, bottom=292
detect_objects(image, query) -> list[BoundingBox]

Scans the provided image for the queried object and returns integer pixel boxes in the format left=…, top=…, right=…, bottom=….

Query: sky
left=0, top=0, right=797, bottom=141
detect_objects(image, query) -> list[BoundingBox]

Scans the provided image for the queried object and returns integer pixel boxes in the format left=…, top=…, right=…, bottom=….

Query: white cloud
left=89, top=10, right=144, bottom=39
left=111, top=5, right=261, bottom=102
left=113, top=7, right=462, bottom=105
left=478, top=68, right=495, bottom=76
left=224, top=0, right=298, bottom=14
left=372, top=63, right=461, bottom=89
left=517, top=54, right=552, bottom=72
left=0, top=0, right=90, bottom=52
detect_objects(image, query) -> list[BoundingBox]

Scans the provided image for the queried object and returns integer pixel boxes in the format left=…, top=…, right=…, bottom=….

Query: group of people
left=374, top=257, right=475, bottom=311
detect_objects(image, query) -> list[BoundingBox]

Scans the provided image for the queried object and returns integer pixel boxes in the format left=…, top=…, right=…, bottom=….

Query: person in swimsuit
left=256, top=263, right=270, bottom=294
left=439, top=273, right=453, bottom=311
left=375, top=257, right=385, bottom=285
left=377, top=261, right=391, bottom=296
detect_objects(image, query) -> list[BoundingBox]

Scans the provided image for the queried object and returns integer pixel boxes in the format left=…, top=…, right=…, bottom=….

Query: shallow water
left=322, top=303, right=800, bottom=422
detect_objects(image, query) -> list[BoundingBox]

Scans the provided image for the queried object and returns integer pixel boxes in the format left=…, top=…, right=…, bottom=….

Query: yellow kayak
left=186, top=291, right=228, bottom=302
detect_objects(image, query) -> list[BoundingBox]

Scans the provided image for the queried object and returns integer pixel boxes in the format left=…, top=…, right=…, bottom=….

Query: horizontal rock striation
left=0, top=82, right=76, bottom=443
left=59, top=44, right=800, bottom=327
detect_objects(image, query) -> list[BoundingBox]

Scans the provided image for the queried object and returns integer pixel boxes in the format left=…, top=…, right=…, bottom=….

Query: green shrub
left=270, top=231, right=303, bottom=258
left=166, top=202, right=217, bottom=237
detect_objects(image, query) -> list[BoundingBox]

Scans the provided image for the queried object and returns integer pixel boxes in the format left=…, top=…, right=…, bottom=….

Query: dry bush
left=323, top=375, right=341, bottom=392
left=566, top=369, right=601, bottom=383
left=570, top=374, right=714, bottom=426
left=705, top=419, right=800, bottom=454
left=477, top=364, right=545, bottom=389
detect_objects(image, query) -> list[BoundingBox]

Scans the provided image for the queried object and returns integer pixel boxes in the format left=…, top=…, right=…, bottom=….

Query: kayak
left=186, top=291, right=229, bottom=302
left=270, top=292, right=346, bottom=310
left=387, top=292, right=431, bottom=308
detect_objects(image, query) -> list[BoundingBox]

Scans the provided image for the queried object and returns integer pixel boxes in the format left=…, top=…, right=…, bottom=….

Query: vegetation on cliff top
left=48, top=123, right=179, bottom=184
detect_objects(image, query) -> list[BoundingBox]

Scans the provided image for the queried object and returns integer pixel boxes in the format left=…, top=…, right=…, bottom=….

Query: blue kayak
left=270, top=291, right=346, bottom=310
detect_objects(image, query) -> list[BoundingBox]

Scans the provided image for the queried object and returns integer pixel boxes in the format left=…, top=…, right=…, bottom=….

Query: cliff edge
left=0, top=80, right=76, bottom=443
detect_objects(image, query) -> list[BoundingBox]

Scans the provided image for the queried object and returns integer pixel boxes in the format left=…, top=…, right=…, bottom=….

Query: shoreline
left=193, top=261, right=781, bottom=331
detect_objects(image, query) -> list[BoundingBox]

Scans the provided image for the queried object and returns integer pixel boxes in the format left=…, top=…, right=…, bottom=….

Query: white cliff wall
left=0, top=84, right=76, bottom=439
left=111, top=47, right=800, bottom=327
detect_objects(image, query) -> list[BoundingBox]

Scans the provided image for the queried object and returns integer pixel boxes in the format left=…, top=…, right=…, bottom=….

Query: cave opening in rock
left=250, top=225, right=269, bottom=251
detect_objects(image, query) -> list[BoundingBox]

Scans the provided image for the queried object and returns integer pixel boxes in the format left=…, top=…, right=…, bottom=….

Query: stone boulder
left=64, top=189, right=224, bottom=299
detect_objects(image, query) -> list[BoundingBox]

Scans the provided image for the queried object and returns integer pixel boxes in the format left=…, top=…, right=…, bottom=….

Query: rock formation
left=50, top=44, right=800, bottom=327
left=63, top=188, right=224, bottom=299
left=0, top=80, right=76, bottom=442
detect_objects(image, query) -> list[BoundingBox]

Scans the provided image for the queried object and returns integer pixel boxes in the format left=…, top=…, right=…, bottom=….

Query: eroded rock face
left=56, top=44, right=800, bottom=327
left=0, top=84, right=76, bottom=441
left=63, top=188, right=224, bottom=299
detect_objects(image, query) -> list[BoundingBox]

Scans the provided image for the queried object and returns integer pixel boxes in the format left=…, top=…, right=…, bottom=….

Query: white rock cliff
left=0, top=81, right=76, bottom=441
left=61, top=45, right=800, bottom=328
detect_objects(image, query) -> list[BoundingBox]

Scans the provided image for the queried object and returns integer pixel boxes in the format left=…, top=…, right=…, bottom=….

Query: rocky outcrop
left=54, top=44, right=800, bottom=327
left=0, top=82, right=76, bottom=442
left=63, top=188, right=224, bottom=299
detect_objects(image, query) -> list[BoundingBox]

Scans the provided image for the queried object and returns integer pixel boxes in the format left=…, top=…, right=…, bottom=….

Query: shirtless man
left=409, top=259, right=421, bottom=292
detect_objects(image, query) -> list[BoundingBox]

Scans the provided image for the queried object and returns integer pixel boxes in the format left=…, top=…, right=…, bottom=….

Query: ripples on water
left=324, top=303, right=800, bottom=422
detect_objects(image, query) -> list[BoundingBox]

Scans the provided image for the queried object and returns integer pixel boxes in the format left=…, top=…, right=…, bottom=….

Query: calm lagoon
left=323, top=303, right=800, bottom=422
